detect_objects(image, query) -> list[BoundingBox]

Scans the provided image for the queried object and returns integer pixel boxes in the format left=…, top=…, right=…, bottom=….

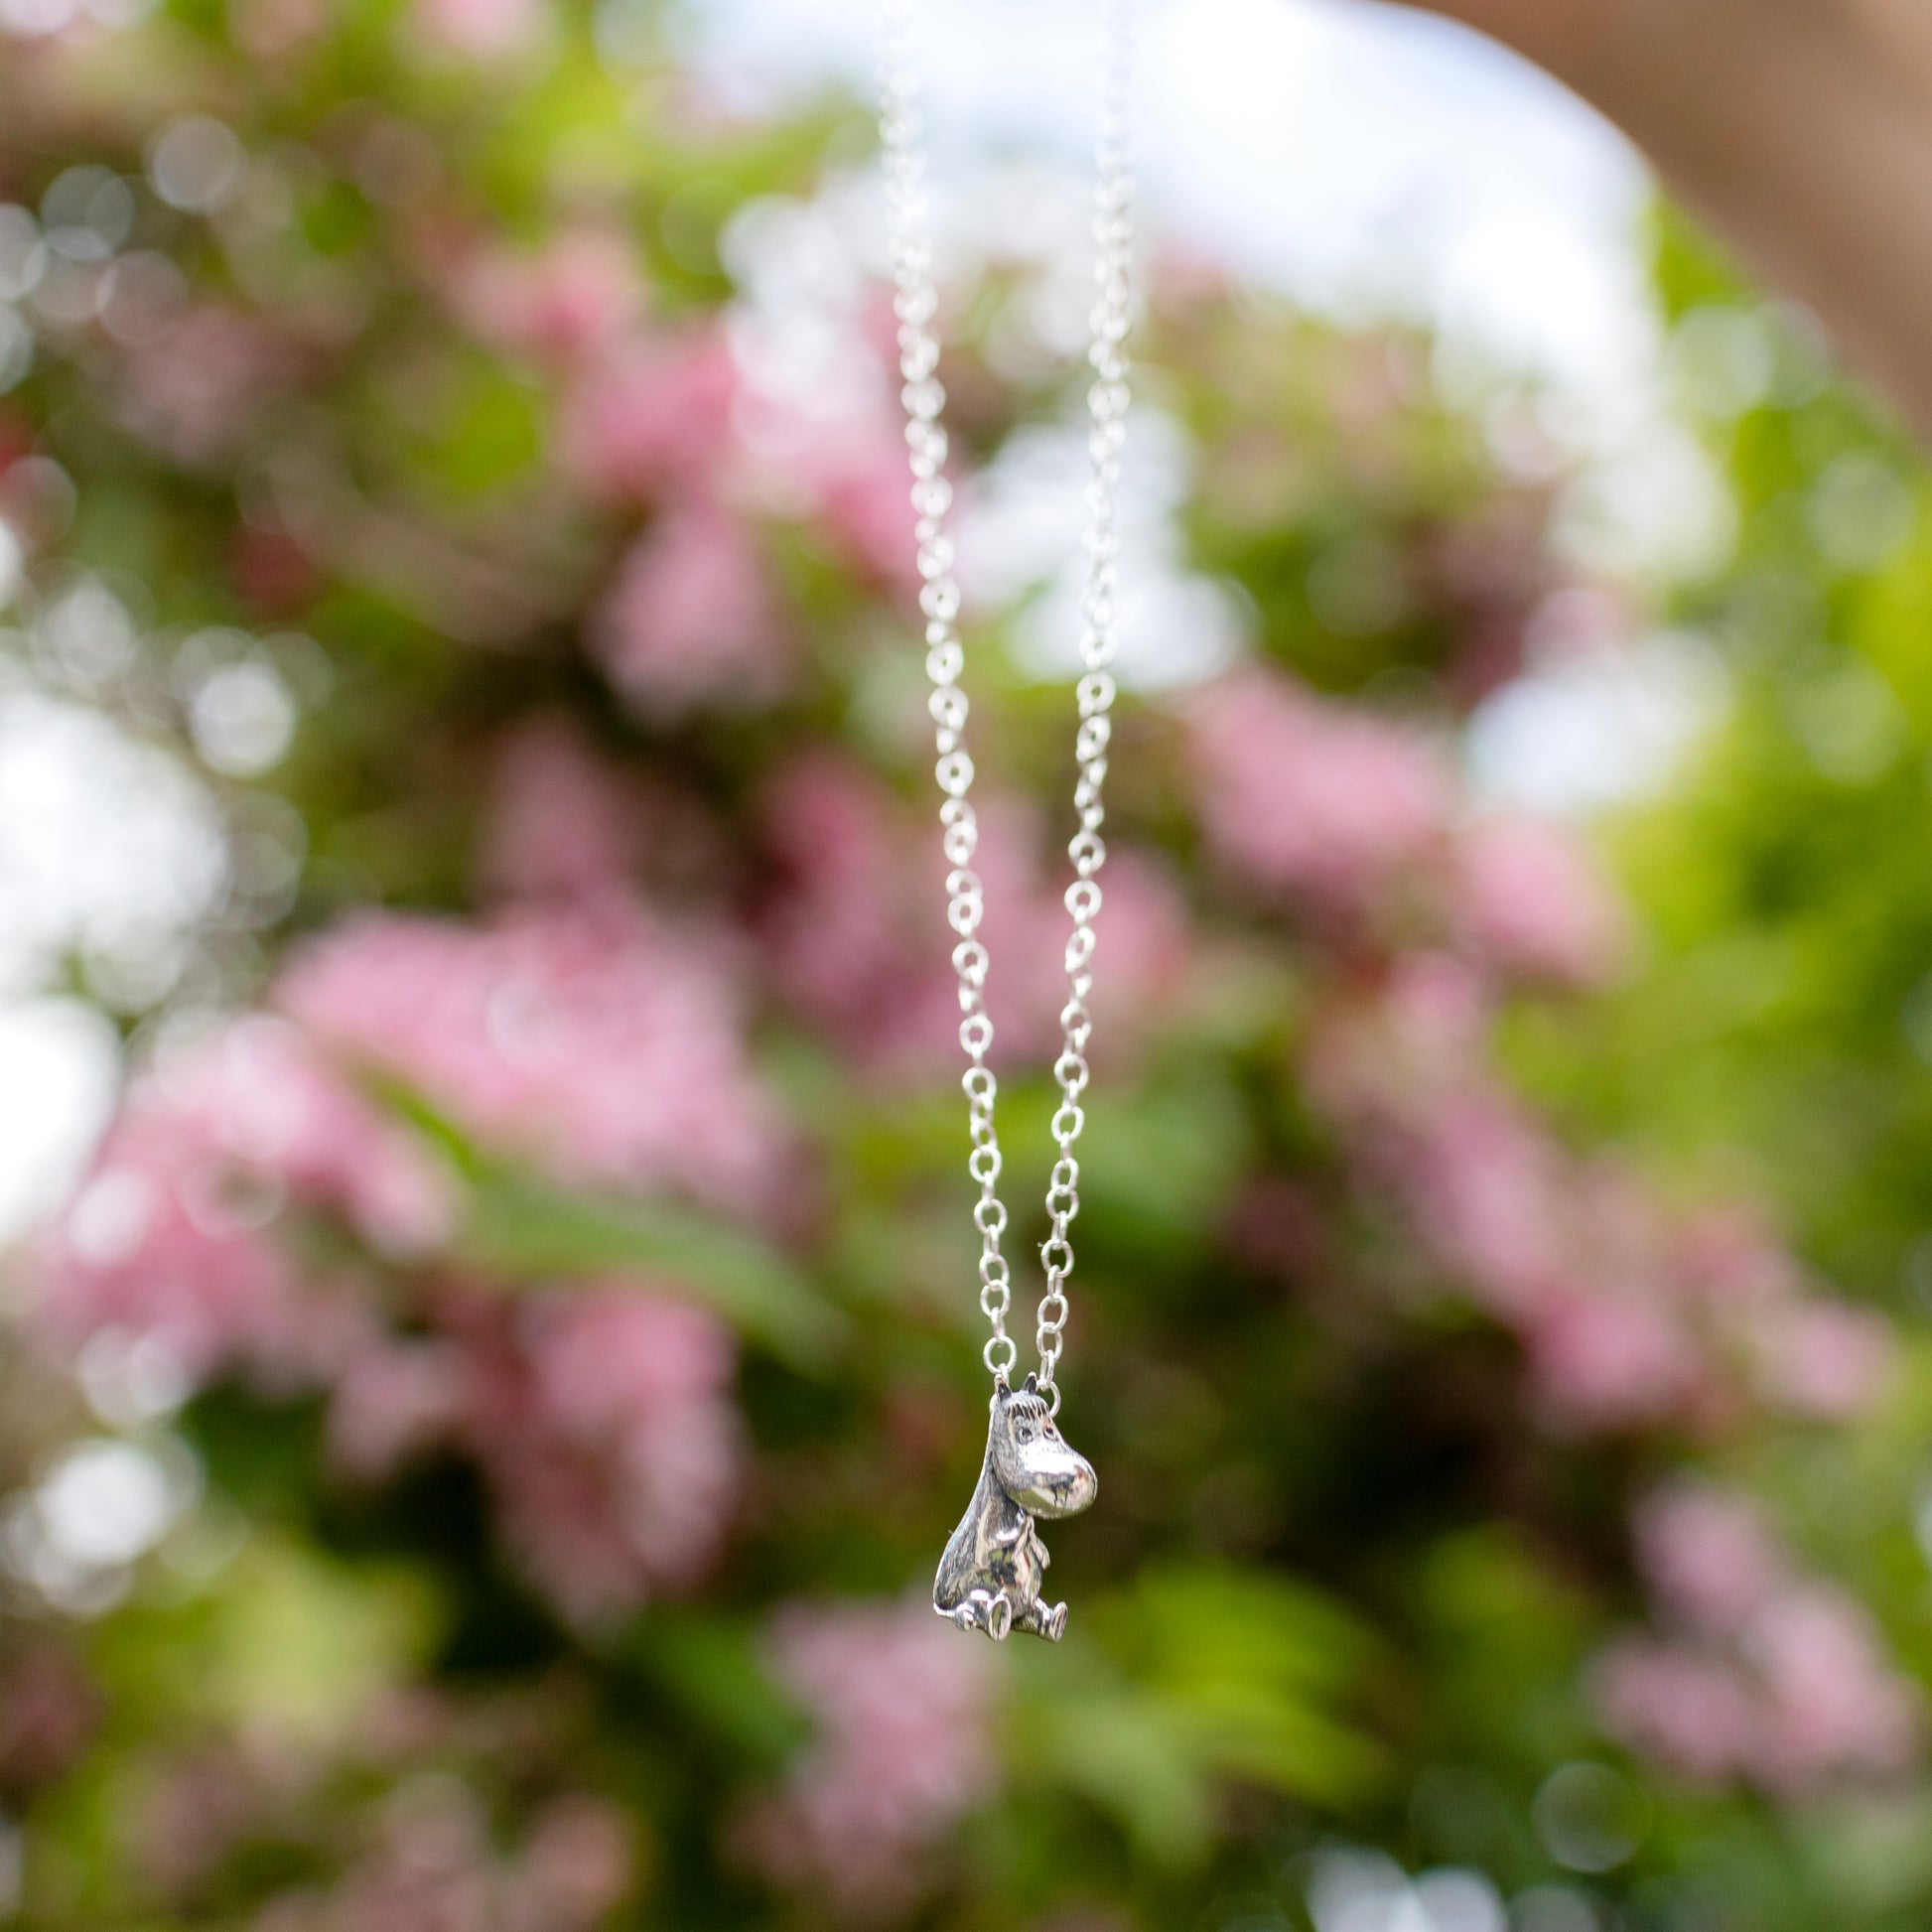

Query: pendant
left=933, top=1371, right=1097, bottom=1641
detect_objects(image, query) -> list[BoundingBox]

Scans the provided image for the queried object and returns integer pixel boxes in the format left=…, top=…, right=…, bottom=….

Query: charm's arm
left=989, top=1513, right=1028, bottom=1549
left=1386, top=0, right=1932, bottom=441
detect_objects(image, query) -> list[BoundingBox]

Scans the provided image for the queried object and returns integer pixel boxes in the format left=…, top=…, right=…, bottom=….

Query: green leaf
left=1013, top=1564, right=1385, bottom=1865
left=461, top=1175, right=848, bottom=1371
left=624, top=1611, right=810, bottom=1771
left=1017, top=1663, right=1214, bottom=1865
left=90, top=1536, right=437, bottom=1751
left=364, top=1073, right=493, bottom=1182
left=341, top=1071, right=845, bottom=1368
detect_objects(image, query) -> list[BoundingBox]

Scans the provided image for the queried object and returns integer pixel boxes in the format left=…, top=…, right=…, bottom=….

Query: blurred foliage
left=1497, top=207, right=1932, bottom=1931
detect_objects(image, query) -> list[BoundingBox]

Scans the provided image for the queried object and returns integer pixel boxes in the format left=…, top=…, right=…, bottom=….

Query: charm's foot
left=1017, top=1598, right=1068, bottom=1641
left=945, top=1589, right=1013, bottom=1642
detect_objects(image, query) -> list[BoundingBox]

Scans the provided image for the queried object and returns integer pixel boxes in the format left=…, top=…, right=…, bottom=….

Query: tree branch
left=1387, top=0, right=1932, bottom=437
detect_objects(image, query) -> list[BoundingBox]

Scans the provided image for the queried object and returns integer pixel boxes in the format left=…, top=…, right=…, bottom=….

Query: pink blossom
left=972, top=798, right=1191, bottom=1068
left=149, top=1017, right=459, bottom=1255
left=410, top=0, right=543, bottom=59
left=231, top=0, right=328, bottom=59
left=759, top=755, right=947, bottom=1071
left=1401, top=1094, right=1569, bottom=1321
left=333, top=1284, right=742, bottom=1626
left=253, top=1782, right=633, bottom=1931
left=451, top=229, right=645, bottom=366
left=478, top=715, right=643, bottom=904
left=1527, top=1289, right=1702, bottom=1434
left=1633, top=1482, right=1787, bottom=1632
left=133, top=1740, right=300, bottom=1904
left=1754, top=1301, right=1895, bottom=1420
left=1673, top=1208, right=1894, bottom=1420
left=1455, top=816, right=1630, bottom=989
left=38, top=1157, right=306, bottom=1391
left=1307, top=969, right=1878, bottom=1441
left=1673, top=1203, right=1805, bottom=1312
left=795, top=437, right=919, bottom=597
left=1592, top=1639, right=1762, bottom=1785
left=117, top=305, right=296, bottom=467
left=1300, top=957, right=1495, bottom=1142
left=1187, top=670, right=1452, bottom=914
left=759, top=757, right=1188, bottom=1078
left=252, top=1780, right=493, bottom=1932
left=1308, top=983, right=1568, bottom=1323
left=1596, top=1593, right=1923, bottom=1800
left=1377, top=951, right=1493, bottom=1064
left=1746, top=1586, right=1922, bottom=1795
left=277, top=907, right=789, bottom=1213
left=558, top=328, right=739, bottom=506
left=524, top=1281, right=735, bottom=1436
left=1597, top=1500, right=1922, bottom=1797
left=474, top=1287, right=742, bottom=1623
left=35, top=1017, right=452, bottom=1387
left=0, top=1644, right=96, bottom=1794
left=1414, top=1136, right=1744, bottom=1437
left=1224, top=1175, right=1323, bottom=1280
left=724, top=288, right=917, bottom=592
left=507, top=1795, right=636, bottom=1929
left=737, top=1596, right=998, bottom=1918
left=327, top=1338, right=468, bottom=1479
left=591, top=502, right=789, bottom=719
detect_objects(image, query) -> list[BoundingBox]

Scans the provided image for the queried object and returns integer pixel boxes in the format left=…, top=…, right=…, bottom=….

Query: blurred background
left=0, top=0, right=1927, bottom=1926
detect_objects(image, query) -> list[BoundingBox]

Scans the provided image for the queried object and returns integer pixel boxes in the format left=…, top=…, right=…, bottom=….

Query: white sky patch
left=0, top=681, right=227, bottom=994
left=683, top=0, right=1728, bottom=804
left=723, top=178, right=1247, bottom=690
left=1307, top=1844, right=1508, bottom=1932
left=188, top=657, right=298, bottom=776
left=0, top=997, right=119, bottom=1242
left=34, top=1436, right=184, bottom=1569
left=0, top=684, right=224, bottom=1243
left=1, top=1433, right=200, bottom=1614
left=1465, top=630, right=1730, bottom=817
left=682, top=0, right=1654, bottom=424
left=962, top=410, right=1245, bottom=689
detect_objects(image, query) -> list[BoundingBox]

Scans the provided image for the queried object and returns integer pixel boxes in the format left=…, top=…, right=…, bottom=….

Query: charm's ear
left=992, top=1373, right=1011, bottom=1401
left=1022, top=1371, right=1037, bottom=1394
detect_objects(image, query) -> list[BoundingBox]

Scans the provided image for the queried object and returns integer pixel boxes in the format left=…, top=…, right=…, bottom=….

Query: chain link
left=1037, top=0, right=1133, bottom=1404
left=878, top=0, right=1135, bottom=1401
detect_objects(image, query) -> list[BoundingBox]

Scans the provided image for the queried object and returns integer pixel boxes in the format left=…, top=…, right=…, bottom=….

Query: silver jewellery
left=933, top=1369, right=1098, bottom=1641
left=877, top=0, right=1135, bottom=1641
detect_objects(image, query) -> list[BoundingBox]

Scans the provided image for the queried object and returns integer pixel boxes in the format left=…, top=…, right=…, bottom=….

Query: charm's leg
left=950, top=1589, right=1013, bottom=1641
left=1013, top=1597, right=1069, bottom=1642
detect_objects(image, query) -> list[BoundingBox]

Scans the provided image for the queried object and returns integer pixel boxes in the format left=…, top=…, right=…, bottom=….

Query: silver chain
left=878, top=0, right=1135, bottom=1407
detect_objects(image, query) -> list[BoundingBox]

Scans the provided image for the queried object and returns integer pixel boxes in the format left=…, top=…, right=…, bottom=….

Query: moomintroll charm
left=934, top=1372, right=1098, bottom=1641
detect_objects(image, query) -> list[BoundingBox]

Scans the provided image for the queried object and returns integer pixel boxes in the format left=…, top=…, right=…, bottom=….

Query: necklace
left=878, top=0, right=1135, bottom=1642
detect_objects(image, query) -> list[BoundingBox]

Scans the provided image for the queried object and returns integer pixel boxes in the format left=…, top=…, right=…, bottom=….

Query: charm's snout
left=1008, top=1437, right=1097, bottom=1518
